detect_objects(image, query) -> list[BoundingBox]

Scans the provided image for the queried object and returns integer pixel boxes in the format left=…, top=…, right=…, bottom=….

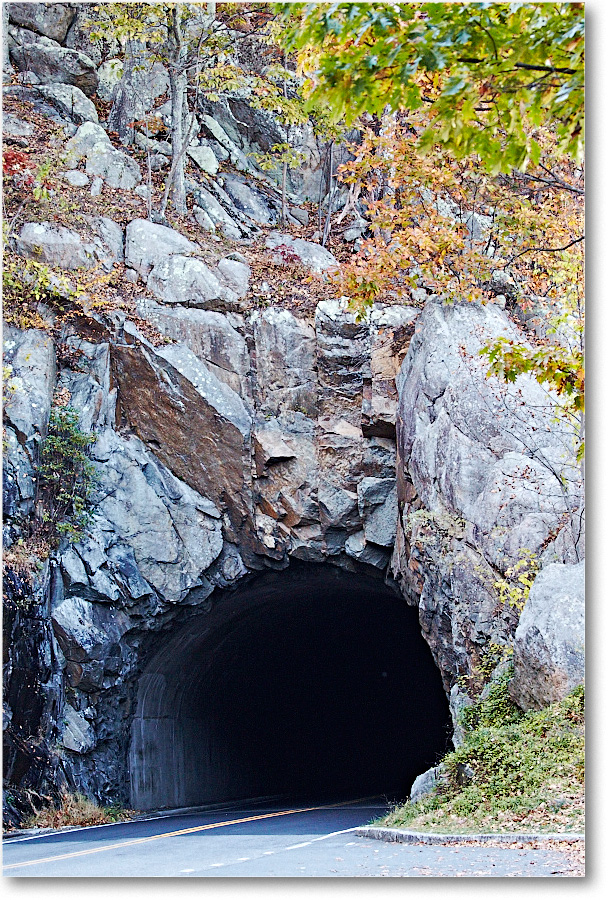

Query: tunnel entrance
left=129, top=564, right=450, bottom=810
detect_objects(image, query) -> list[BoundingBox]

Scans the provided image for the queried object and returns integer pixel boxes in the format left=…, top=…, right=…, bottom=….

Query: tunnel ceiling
left=130, top=563, right=450, bottom=811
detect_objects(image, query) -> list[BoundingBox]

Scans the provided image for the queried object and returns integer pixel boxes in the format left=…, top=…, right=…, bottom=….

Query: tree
left=90, top=2, right=275, bottom=218
left=278, top=2, right=584, bottom=454
left=91, top=3, right=220, bottom=215
left=277, top=2, right=584, bottom=173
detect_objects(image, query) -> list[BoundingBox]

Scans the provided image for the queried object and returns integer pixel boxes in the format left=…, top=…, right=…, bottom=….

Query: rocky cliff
left=2, top=3, right=584, bottom=823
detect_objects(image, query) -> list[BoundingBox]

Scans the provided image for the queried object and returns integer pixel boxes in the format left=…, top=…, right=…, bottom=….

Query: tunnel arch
left=129, top=563, right=450, bottom=810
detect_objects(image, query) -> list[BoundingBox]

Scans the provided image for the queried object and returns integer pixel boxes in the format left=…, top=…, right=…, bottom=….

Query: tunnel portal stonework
left=3, top=297, right=583, bottom=810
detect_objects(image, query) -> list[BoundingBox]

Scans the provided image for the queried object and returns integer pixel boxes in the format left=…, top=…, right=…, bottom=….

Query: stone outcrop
left=2, top=274, right=584, bottom=815
left=8, top=3, right=76, bottom=44
left=510, top=561, right=585, bottom=710
left=8, top=25, right=98, bottom=96
left=2, top=7, right=584, bottom=818
left=390, top=298, right=584, bottom=702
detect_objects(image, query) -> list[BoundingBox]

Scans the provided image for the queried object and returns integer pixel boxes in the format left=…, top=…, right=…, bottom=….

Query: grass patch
left=380, top=676, right=584, bottom=834
left=25, top=792, right=137, bottom=830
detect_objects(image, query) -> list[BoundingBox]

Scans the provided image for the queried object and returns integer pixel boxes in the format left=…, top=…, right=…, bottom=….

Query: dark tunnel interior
left=129, top=564, right=451, bottom=810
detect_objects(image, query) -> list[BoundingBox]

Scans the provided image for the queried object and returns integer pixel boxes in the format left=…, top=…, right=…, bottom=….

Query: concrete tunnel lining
left=129, top=564, right=451, bottom=811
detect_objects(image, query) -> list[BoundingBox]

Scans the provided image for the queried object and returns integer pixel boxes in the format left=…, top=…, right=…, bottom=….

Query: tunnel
left=129, top=563, right=451, bottom=811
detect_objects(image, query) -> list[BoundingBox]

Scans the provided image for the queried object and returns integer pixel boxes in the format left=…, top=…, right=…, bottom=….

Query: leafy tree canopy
left=277, top=2, right=584, bottom=173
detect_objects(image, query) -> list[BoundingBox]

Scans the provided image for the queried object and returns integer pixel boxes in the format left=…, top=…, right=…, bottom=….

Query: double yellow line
left=3, top=799, right=364, bottom=871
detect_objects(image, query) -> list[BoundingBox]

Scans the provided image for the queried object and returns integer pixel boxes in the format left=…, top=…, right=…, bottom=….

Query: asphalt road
left=2, top=798, right=579, bottom=877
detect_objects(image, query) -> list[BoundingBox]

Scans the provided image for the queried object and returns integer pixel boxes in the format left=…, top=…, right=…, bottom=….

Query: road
left=2, top=798, right=579, bottom=877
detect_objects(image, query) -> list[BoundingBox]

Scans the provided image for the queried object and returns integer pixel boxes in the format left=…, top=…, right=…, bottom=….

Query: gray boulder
left=63, top=122, right=113, bottom=169
left=86, top=216, right=125, bottom=269
left=62, top=170, right=89, bottom=187
left=35, top=83, right=98, bottom=123
left=2, top=111, right=34, bottom=136
left=187, top=144, right=219, bottom=176
left=410, top=765, right=445, bottom=803
left=85, top=144, right=142, bottom=189
left=8, top=3, right=76, bottom=44
left=217, top=258, right=250, bottom=299
left=8, top=25, right=98, bottom=96
left=266, top=232, right=339, bottom=274
left=510, top=561, right=585, bottom=710
left=96, top=58, right=123, bottom=103
left=147, top=255, right=233, bottom=309
left=14, top=221, right=97, bottom=269
left=64, top=121, right=111, bottom=167
left=125, top=219, right=199, bottom=278
left=149, top=153, right=169, bottom=171
left=222, top=174, right=277, bottom=225
left=13, top=219, right=123, bottom=272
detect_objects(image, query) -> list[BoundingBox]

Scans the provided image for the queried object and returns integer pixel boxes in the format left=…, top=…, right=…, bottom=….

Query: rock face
left=1, top=13, right=585, bottom=817
left=3, top=287, right=423, bottom=808
left=8, top=25, right=99, bottom=96
left=8, top=3, right=76, bottom=44
left=510, top=561, right=585, bottom=710
left=2, top=278, right=585, bottom=814
left=390, top=298, right=584, bottom=701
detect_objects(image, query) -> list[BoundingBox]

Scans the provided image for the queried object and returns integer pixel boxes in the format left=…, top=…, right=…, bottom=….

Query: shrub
left=37, top=404, right=98, bottom=547
left=25, top=792, right=136, bottom=829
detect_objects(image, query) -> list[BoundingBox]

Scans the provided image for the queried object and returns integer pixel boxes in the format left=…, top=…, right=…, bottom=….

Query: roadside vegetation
left=23, top=792, right=137, bottom=831
left=380, top=678, right=584, bottom=835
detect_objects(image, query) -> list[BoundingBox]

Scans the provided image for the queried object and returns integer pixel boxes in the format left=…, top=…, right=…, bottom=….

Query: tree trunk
left=281, top=159, right=288, bottom=227
left=160, top=7, right=188, bottom=217
left=322, top=141, right=335, bottom=247
left=3, top=4, right=14, bottom=82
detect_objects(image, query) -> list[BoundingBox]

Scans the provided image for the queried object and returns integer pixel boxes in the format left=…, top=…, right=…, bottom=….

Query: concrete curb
left=356, top=826, right=585, bottom=845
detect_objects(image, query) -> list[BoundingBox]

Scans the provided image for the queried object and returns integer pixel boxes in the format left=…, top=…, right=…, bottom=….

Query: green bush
left=37, top=404, right=98, bottom=547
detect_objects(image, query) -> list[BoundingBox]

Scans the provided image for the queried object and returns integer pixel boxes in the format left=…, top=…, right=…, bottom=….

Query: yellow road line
left=3, top=799, right=364, bottom=871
